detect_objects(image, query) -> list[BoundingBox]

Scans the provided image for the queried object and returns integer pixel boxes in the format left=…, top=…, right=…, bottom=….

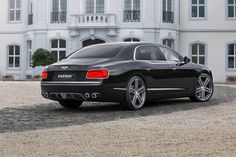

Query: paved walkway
left=215, top=83, right=236, bottom=88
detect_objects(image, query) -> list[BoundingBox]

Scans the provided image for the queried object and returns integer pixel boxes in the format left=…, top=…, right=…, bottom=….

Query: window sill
left=123, top=21, right=141, bottom=23
left=226, top=17, right=236, bottom=20
left=226, top=69, right=236, bottom=72
left=8, top=21, right=22, bottom=24
left=189, top=17, right=207, bottom=21
left=7, top=67, right=21, bottom=70
left=50, top=22, right=67, bottom=24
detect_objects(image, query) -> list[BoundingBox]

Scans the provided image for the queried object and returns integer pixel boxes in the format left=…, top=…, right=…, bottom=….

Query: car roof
left=82, top=42, right=175, bottom=60
left=91, top=42, right=162, bottom=47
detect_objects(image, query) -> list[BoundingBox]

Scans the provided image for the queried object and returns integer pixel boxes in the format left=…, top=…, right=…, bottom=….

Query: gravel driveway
left=0, top=81, right=235, bottom=157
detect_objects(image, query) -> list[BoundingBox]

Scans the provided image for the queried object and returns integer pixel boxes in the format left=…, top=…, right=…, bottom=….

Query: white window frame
left=226, top=0, right=236, bottom=19
left=191, top=43, right=206, bottom=65
left=8, top=0, right=21, bottom=22
left=227, top=43, right=236, bottom=70
left=28, top=1, right=33, bottom=25
left=27, top=40, right=32, bottom=68
left=189, top=0, right=207, bottom=20
left=123, top=38, right=140, bottom=42
left=162, top=0, right=174, bottom=23
left=51, top=0, right=67, bottom=23
left=163, top=0, right=173, bottom=12
left=8, top=45, right=21, bottom=68
left=162, top=38, right=175, bottom=49
left=51, top=39, right=67, bottom=62
left=28, top=1, right=33, bottom=14
left=52, top=0, right=66, bottom=13
left=86, top=0, right=105, bottom=14
left=124, top=0, right=141, bottom=22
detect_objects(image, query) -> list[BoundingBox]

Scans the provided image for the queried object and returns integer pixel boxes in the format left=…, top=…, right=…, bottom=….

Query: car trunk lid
left=46, top=58, right=110, bottom=81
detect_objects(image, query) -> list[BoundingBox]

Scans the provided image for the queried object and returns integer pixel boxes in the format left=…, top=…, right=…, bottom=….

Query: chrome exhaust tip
left=41, top=92, right=48, bottom=98
left=84, top=93, right=90, bottom=99
left=91, top=93, right=98, bottom=99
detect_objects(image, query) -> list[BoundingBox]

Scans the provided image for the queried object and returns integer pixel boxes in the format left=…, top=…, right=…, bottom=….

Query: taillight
left=41, top=70, right=48, bottom=79
left=86, top=69, right=109, bottom=79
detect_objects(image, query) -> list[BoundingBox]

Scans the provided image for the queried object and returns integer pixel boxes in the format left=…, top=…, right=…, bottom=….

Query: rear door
left=158, top=46, right=196, bottom=92
left=135, top=46, right=172, bottom=93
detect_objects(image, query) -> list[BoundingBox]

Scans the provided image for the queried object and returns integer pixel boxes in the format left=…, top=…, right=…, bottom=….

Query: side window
left=159, top=47, right=181, bottom=62
left=136, top=46, right=159, bottom=60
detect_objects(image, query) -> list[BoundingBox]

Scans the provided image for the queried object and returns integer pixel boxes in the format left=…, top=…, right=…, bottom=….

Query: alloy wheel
left=195, top=74, right=213, bottom=101
left=128, top=76, right=146, bottom=108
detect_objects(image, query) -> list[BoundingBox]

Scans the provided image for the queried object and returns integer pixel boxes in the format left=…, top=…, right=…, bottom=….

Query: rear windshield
left=68, top=45, right=124, bottom=59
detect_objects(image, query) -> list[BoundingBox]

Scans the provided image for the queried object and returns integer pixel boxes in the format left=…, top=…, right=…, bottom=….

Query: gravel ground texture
left=0, top=81, right=236, bottom=157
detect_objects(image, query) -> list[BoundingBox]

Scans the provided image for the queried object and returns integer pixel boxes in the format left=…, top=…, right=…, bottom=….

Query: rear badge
left=57, top=74, right=74, bottom=79
left=61, top=66, right=69, bottom=70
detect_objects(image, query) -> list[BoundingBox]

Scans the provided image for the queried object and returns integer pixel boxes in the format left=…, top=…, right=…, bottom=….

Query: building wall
left=180, top=0, right=236, bottom=82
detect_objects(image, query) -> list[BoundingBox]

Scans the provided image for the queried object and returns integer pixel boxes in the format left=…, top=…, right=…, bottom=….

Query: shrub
left=31, top=48, right=56, bottom=68
left=31, top=75, right=41, bottom=81
left=2, top=75, right=14, bottom=81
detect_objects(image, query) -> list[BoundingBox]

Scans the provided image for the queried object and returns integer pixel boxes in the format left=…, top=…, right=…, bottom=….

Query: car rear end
left=40, top=44, right=129, bottom=103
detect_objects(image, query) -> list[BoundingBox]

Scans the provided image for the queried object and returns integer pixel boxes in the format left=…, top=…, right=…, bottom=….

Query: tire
left=121, top=76, right=146, bottom=110
left=190, top=73, right=214, bottom=102
left=58, top=100, right=83, bottom=109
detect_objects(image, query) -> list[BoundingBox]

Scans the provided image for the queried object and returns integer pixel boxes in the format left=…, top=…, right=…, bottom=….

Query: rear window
left=68, top=45, right=124, bottom=59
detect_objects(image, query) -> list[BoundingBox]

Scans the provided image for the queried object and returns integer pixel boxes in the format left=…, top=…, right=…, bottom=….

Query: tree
left=31, top=48, right=56, bottom=68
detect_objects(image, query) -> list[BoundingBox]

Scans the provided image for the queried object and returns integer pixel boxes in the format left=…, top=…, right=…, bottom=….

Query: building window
left=86, top=0, right=104, bottom=14
left=124, top=38, right=140, bottom=42
left=163, top=39, right=174, bottom=49
left=227, top=43, right=236, bottom=69
left=51, top=0, right=67, bottom=23
left=51, top=39, right=66, bottom=62
left=191, top=0, right=205, bottom=18
left=8, top=45, right=20, bottom=68
left=27, top=41, right=32, bottom=67
left=28, top=1, right=33, bottom=25
left=163, top=0, right=174, bottom=23
left=191, top=43, right=206, bottom=65
left=227, top=0, right=236, bottom=18
left=9, top=0, right=21, bottom=22
left=124, top=0, right=140, bottom=22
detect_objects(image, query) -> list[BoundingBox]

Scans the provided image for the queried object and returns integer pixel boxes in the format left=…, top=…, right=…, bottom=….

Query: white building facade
left=0, top=0, right=235, bottom=82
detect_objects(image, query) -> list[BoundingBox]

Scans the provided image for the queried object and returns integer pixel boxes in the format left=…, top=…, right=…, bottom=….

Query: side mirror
left=183, top=56, right=190, bottom=64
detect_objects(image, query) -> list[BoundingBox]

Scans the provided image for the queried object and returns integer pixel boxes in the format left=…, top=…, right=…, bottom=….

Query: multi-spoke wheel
left=121, top=76, right=146, bottom=110
left=190, top=73, right=214, bottom=102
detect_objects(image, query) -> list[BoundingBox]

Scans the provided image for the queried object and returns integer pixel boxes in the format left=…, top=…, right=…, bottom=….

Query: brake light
left=86, top=69, right=109, bottom=79
left=41, top=70, right=48, bottom=79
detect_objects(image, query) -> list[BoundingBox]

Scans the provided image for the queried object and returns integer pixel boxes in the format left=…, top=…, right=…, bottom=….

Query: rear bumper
left=41, top=81, right=126, bottom=102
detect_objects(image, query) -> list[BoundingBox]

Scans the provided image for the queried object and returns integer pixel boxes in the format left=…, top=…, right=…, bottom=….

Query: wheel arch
left=126, top=71, right=147, bottom=87
left=200, top=69, right=213, bottom=79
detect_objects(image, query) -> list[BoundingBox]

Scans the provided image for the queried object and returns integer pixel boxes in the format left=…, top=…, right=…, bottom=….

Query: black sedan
left=41, top=43, right=214, bottom=110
